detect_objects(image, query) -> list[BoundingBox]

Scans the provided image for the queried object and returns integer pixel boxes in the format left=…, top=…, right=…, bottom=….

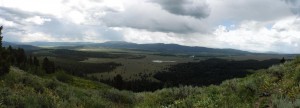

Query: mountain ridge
left=3, top=41, right=40, bottom=50
left=8, top=41, right=249, bottom=55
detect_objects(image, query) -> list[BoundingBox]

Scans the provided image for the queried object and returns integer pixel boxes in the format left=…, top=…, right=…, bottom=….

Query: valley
left=10, top=41, right=294, bottom=91
left=1, top=39, right=300, bottom=107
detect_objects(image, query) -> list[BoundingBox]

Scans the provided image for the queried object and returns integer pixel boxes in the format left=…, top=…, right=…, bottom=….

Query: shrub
left=102, top=89, right=135, bottom=106
left=55, top=70, right=73, bottom=83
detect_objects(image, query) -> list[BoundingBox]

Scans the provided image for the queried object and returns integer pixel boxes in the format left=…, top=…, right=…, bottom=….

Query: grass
left=33, top=48, right=198, bottom=81
left=85, top=54, right=195, bottom=81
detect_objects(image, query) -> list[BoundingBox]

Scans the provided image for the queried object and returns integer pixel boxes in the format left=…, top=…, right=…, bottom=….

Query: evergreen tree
left=280, top=57, right=286, bottom=63
left=0, top=26, right=9, bottom=75
left=16, top=48, right=26, bottom=65
left=113, top=74, right=124, bottom=89
left=7, top=45, right=12, bottom=52
left=33, top=56, right=39, bottom=67
left=7, top=45, right=15, bottom=65
left=43, top=57, right=55, bottom=74
left=33, top=56, right=40, bottom=72
left=0, top=26, right=3, bottom=48
left=43, top=57, right=49, bottom=73
left=16, top=48, right=26, bottom=69
left=29, top=55, right=33, bottom=66
left=48, top=61, right=55, bottom=74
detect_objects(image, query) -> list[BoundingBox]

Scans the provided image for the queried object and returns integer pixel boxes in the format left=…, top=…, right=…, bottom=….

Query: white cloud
left=24, top=16, right=51, bottom=25
left=213, top=17, right=300, bottom=53
left=0, top=18, right=19, bottom=27
left=119, top=28, right=184, bottom=44
left=0, top=0, right=300, bottom=53
left=4, top=32, right=56, bottom=42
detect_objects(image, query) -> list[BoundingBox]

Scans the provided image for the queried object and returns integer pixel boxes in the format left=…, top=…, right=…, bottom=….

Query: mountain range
left=3, top=41, right=250, bottom=55
left=3, top=41, right=40, bottom=50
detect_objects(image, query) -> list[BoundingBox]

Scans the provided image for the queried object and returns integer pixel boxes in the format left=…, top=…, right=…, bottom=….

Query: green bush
left=55, top=70, right=73, bottom=83
left=102, top=89, right=135, bottom=105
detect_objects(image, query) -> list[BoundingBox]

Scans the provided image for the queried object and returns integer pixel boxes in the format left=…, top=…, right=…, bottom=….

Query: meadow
left=31, top=47, right=198, bottom=81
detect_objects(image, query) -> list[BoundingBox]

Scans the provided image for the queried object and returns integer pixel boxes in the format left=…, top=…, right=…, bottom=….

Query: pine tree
left=42, top=57, right=55, bottom=74
left=33, top=56, right=39, bottom=67
left=43, top=57, right=49, bottom=73
left=29, top=55, right=33, bottom=66
left=113, top=74, right=124, bottom=89
left=16, top=48, right=26, bottom=68
left=0, top=26, right=3, bottom=48
left=280, top=57, right=286, bottom=63
left=48, top=61, right=55, bottom=74
left=0, top=26, right=9, bottom=75
left=7, top=45, right=15, bottom=65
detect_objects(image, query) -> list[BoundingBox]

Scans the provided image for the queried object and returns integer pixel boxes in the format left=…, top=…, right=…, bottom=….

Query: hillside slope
left=0, top=67, right=135, bottom=108
left=1, top=57, right=300, bottom=108
left=3, top=41, right=40, bottom=51
left=136, top=57, right=300, bottom=108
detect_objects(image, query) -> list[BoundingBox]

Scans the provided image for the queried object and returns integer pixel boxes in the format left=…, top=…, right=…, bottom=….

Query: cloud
left=0, top=7, right=54, bottom=27
left=102, top=1, right=209, bottom=33
left=206, top=0, right=292, bottom=23
left=117, top=28, right=184, bottom=44
left=151, top=0, right=210, bottom=19
left=1, top=0, right=300, bottom=53
left=283, top=0, right=300, bottom=15
left=25, top=16, right=51, bottom=25
left=0, top=6, right=123, bottom=42
left=0, top=18, right=19, bottom=27
left=213, top=17, right=300, bottom=53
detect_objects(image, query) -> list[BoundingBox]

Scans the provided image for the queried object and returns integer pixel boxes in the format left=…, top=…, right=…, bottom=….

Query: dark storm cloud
left=151, top=0, right=210, bottom=19
left=102, top=2, right=209, bottom=34
left=284, top=0, right=298, bottom=3
left=283, top=0, right=300, bottom=15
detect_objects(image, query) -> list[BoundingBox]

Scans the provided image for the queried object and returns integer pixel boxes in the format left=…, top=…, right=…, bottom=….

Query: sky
left=0, top=0, right=300, bottom=53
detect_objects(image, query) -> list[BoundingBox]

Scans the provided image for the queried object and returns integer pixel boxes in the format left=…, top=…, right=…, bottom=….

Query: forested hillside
left=137, top=57, right=300, bottom=108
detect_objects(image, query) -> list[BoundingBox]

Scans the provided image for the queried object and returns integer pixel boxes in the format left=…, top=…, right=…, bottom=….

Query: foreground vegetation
left=1, top=57, right=300, bottom=107
left=138, top=57, right=300, bottom=107
left=0, top=67, right=135, bottom=107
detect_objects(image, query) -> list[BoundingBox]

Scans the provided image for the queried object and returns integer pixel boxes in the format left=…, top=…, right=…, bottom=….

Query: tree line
left=0, top=26, right=55, bottom=75
left=154, top=58, right=282, bottom=87
left=100, top=58, right=283, bottom=92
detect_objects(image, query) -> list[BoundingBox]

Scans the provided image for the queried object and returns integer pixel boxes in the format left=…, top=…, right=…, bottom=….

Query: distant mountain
left=22, top=41, right=94, bottom=47
left=3, top=41, right=40, bottom=50
left=91, top=41, right=250, bottom=55
left=3, top=41, right=16, bottom=47
left=13, top=41, right=250, bottom=55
